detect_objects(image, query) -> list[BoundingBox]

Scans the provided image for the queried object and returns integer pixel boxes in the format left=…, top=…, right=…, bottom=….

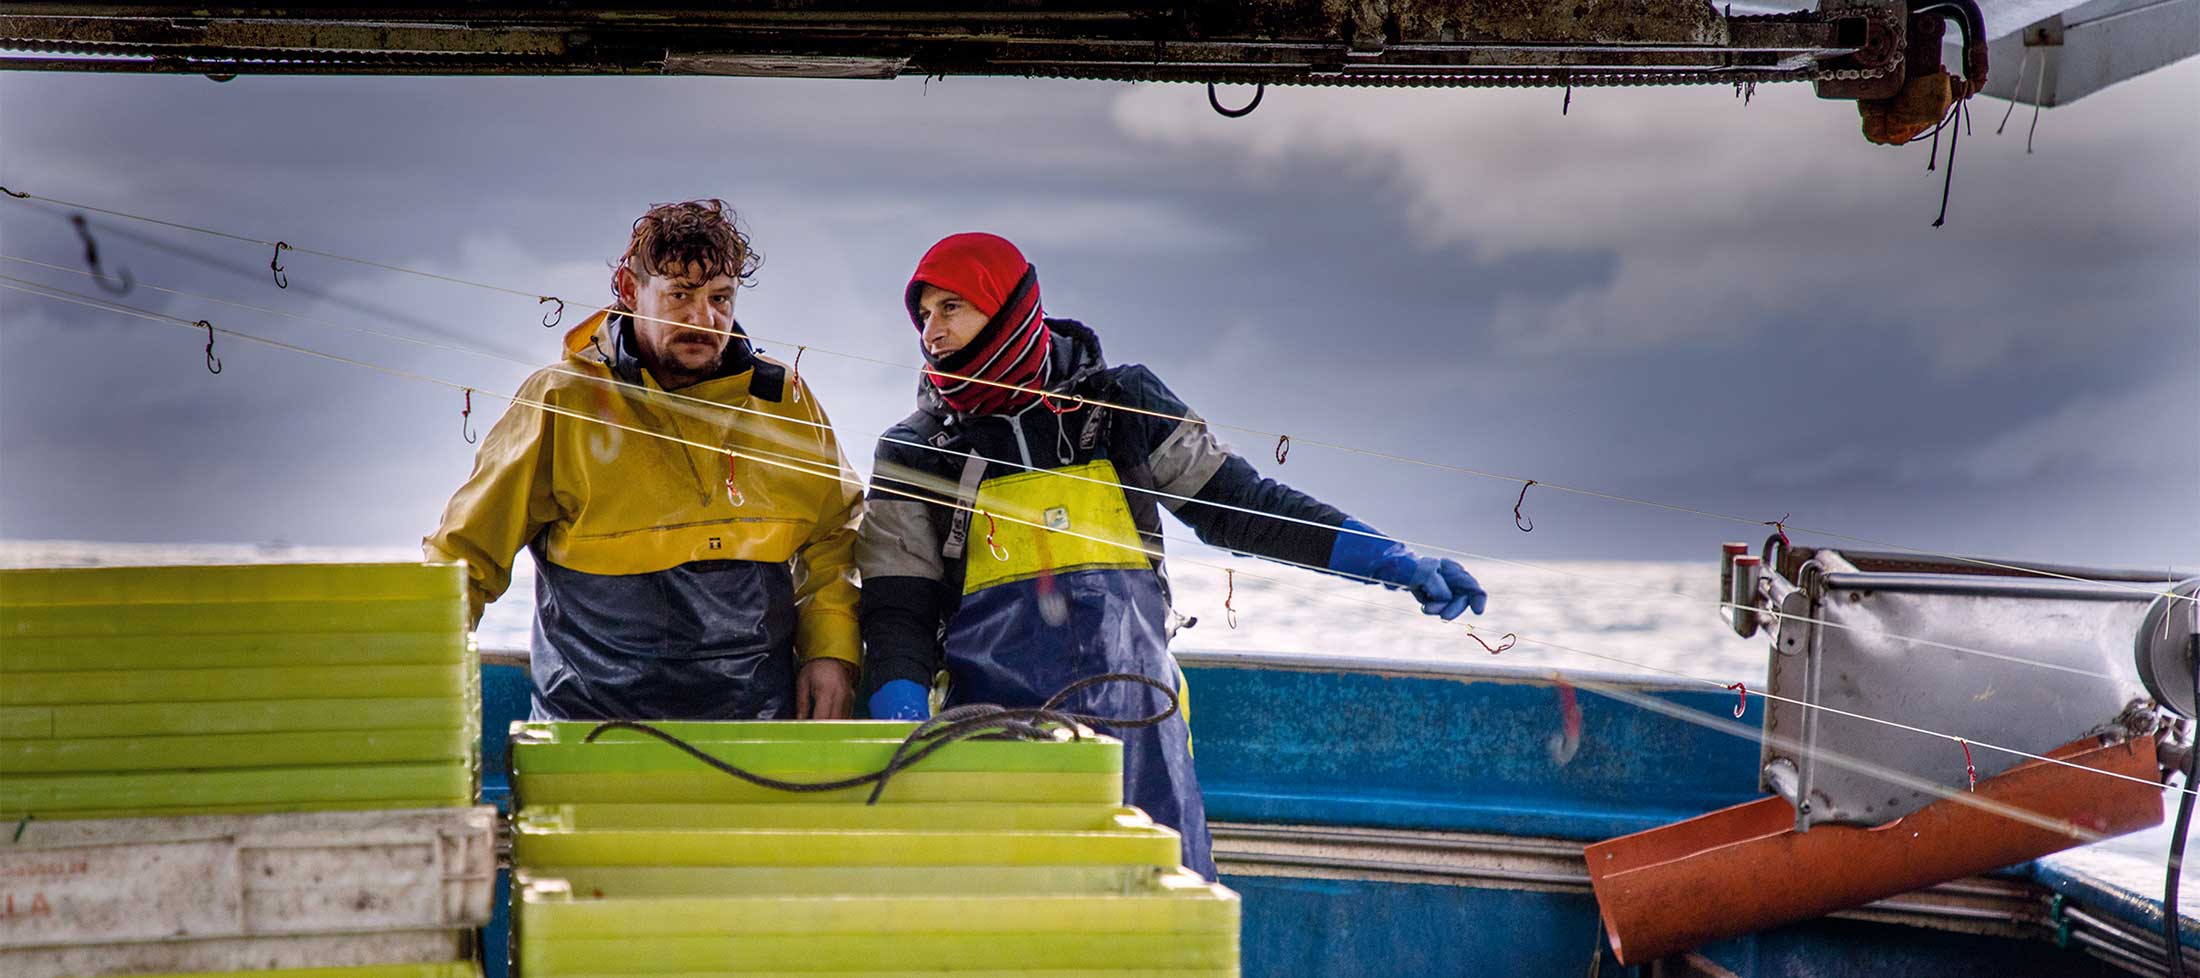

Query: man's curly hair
left=617, top=198, right=762, bottom=289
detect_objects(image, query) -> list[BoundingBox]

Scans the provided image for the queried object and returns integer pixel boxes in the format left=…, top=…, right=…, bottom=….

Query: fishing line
left=0, top=190, right=543, bottom=300
left=0, top=256, right=2154, bottom=686
left=3, top=190, right=2184, bottom=606
left=0, top=257, right=2147, bottom=694
left=6, top=279, right=2179, bottom=810
left=4, top=258, right=2131, bottom=685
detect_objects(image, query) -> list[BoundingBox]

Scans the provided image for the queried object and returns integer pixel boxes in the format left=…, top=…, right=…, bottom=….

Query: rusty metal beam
left=0, top=1, right=1874, bottom=86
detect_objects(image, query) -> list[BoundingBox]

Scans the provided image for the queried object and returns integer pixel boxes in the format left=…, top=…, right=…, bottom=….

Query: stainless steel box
left=1754, top=548, right=2168, bottom=830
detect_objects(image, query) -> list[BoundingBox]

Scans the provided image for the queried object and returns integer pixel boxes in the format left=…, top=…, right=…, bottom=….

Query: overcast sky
left=0, top=60, right=2193, bottom=572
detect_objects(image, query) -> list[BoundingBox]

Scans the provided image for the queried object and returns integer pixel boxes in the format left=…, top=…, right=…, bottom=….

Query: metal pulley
left=2135, top=578, right=2200, bottom=718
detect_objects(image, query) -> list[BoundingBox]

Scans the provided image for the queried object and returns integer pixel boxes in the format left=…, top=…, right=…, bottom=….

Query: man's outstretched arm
left=1122, top=365, right=1488, bottom=620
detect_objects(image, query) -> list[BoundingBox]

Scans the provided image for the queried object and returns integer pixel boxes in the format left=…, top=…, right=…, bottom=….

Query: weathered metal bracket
left=0, top=2, right=1866, bottom=87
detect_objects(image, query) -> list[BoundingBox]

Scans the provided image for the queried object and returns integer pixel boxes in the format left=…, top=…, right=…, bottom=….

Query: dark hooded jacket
left=856, top=319, right=1349, bottom=878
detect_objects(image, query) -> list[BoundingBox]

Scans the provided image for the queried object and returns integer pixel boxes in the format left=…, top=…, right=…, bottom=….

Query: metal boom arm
left=0, top=1, right=1893, bottom=88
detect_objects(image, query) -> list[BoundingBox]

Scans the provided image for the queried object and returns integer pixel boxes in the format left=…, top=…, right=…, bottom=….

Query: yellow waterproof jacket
left=424, top=310, right=863, bottom=668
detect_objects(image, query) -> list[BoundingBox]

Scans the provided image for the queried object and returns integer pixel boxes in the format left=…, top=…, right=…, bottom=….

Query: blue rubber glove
left=1329, top=518, right=1489, bottom=621
left=867, top=679, right=931, bottom=721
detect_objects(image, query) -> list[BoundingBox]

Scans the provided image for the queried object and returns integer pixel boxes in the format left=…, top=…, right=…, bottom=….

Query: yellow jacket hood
left=425, top=309, right=863, bottom=666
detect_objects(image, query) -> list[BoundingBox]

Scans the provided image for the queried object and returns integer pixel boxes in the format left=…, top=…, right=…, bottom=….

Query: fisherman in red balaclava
left=856, top=232, right=1488, bottom=879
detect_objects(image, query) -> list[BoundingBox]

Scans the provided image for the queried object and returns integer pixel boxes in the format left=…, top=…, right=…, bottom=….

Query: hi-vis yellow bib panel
left=962, top=460, right=1151, bottom=596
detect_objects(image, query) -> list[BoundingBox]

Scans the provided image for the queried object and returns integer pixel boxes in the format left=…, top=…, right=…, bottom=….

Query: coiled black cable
left=581, top=672, right=1179, bottom=805
left=2169, top=646, right=2199, bottom=977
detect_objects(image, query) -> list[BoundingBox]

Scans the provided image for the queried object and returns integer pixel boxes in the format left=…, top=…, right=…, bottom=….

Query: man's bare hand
left=795, top=657, right=858, bottom=719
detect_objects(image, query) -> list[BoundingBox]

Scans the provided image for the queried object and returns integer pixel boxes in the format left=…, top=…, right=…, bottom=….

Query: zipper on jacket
left=1004, top=412, right=1035, bottom=469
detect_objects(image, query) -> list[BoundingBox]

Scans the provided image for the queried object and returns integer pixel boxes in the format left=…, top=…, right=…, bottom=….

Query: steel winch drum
left=2135, top=578, right=2200, bottom=719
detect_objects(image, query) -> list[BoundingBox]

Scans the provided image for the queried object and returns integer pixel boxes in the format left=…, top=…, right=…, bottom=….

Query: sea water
left=1, top=538, right=2183, bottom=916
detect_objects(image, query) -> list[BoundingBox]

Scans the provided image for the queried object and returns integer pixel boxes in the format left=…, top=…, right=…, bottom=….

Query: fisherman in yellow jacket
left=425, top=199, right=863, bottom=720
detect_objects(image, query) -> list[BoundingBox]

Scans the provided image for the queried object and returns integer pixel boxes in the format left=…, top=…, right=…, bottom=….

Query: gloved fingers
left=1408, top=556, right=1453, bottom=604
left=1438, top=561, right=1489, bottom=616
left=869, top=680, right=933, bottom=721
left=1437, top=594, right=1472, bottom=621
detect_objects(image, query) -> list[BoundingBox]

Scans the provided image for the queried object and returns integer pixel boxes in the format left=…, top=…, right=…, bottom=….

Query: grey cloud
left=0, top=64, right=2191, bottom=571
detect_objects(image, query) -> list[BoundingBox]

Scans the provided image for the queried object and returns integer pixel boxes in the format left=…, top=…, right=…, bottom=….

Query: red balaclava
left=906, top=232, right=1049, bottom=416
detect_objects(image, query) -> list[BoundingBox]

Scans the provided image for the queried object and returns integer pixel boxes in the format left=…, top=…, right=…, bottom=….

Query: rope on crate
left=580, top=672, right=1180, bottom=804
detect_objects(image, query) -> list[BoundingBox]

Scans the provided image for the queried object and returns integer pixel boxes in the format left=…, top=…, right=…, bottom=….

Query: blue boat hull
left=476, top=650, right=2176, bottom=977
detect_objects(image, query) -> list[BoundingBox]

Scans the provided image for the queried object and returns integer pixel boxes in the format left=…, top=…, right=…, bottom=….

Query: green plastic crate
left=521, top=932, right=1234, bottom=975
left=517, top=869, right=1234, bottom=936
left=514, top=736, right=1121, bottom=776
left=0, top=562, right=467, bottom=606
left=511, top=972, right=1230, bottom=978
left=529, top=802, right=1143, bottom=832
left=0, top=664, right=471, bottom=706
left=1, top=761, right=473, bottom=817
left=514, top=770, right=1122, bottom=806
left=0, top=631, right=468, bottom=672
left=522, top=864, right=1164, bottom=898
left=108, top=966, right=481, bottom=978
left=512, top=810, right=1182, bottom=869
left=511, top=721, right=1124, bottom=806
left=0, top=728, right=471, bottom=774
left=0, top=696, right=474, bottom=741
left=520, top=720, right=928, bottom=744
left=0, top=598, right=464, bottom=639
left=1, top=798, right=473, bottom=821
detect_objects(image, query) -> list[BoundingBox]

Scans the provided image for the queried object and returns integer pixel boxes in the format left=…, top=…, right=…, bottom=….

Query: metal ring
left=1208, top=82, right=1264, bottom=118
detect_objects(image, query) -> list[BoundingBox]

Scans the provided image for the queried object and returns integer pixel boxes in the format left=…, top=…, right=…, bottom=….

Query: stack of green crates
left=510, top=721, right=1240, bottom=976
left=0, top=563, right=480, bottom=819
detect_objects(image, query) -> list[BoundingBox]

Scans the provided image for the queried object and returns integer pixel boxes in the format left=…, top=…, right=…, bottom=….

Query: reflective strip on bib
left=963, top=460, right=1151, bottom=595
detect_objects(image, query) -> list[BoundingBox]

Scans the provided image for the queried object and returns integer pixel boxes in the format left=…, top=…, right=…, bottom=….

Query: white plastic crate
left=0, top=929, right=473, bottom=978
left=0, top=806, right=496, bottom=955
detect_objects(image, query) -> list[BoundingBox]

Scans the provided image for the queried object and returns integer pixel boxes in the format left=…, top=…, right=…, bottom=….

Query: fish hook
left=461, top=388, right=478, bottom=444
left=1208, top=82, right=1264, bottom=119
left=0, top=187, right=27, bottom=199
left=1467, top=629, right=1517, bottom=654
left=1514, top=480, right=1537, bottom=532
left=270, top=241, right=290, bottom=289
left=198, top=319, right=221, bottom=374
left=539, top=296, right=564, bottom=328
left=1762, top=513, right=1791, bottom=549
left=1932, top=99, right=1967, bottom=228
left=1225, top=569, right=1239, bottom=629
left=1274, top=435, right=1290, bottom=465
left=983, top=511, right=1008, bottom=561
left=69, top=214, right=132, bottom=295
left=1997, top=47, right=2032, bottom=137
left=2025, top=45, right=2046, bottom=153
